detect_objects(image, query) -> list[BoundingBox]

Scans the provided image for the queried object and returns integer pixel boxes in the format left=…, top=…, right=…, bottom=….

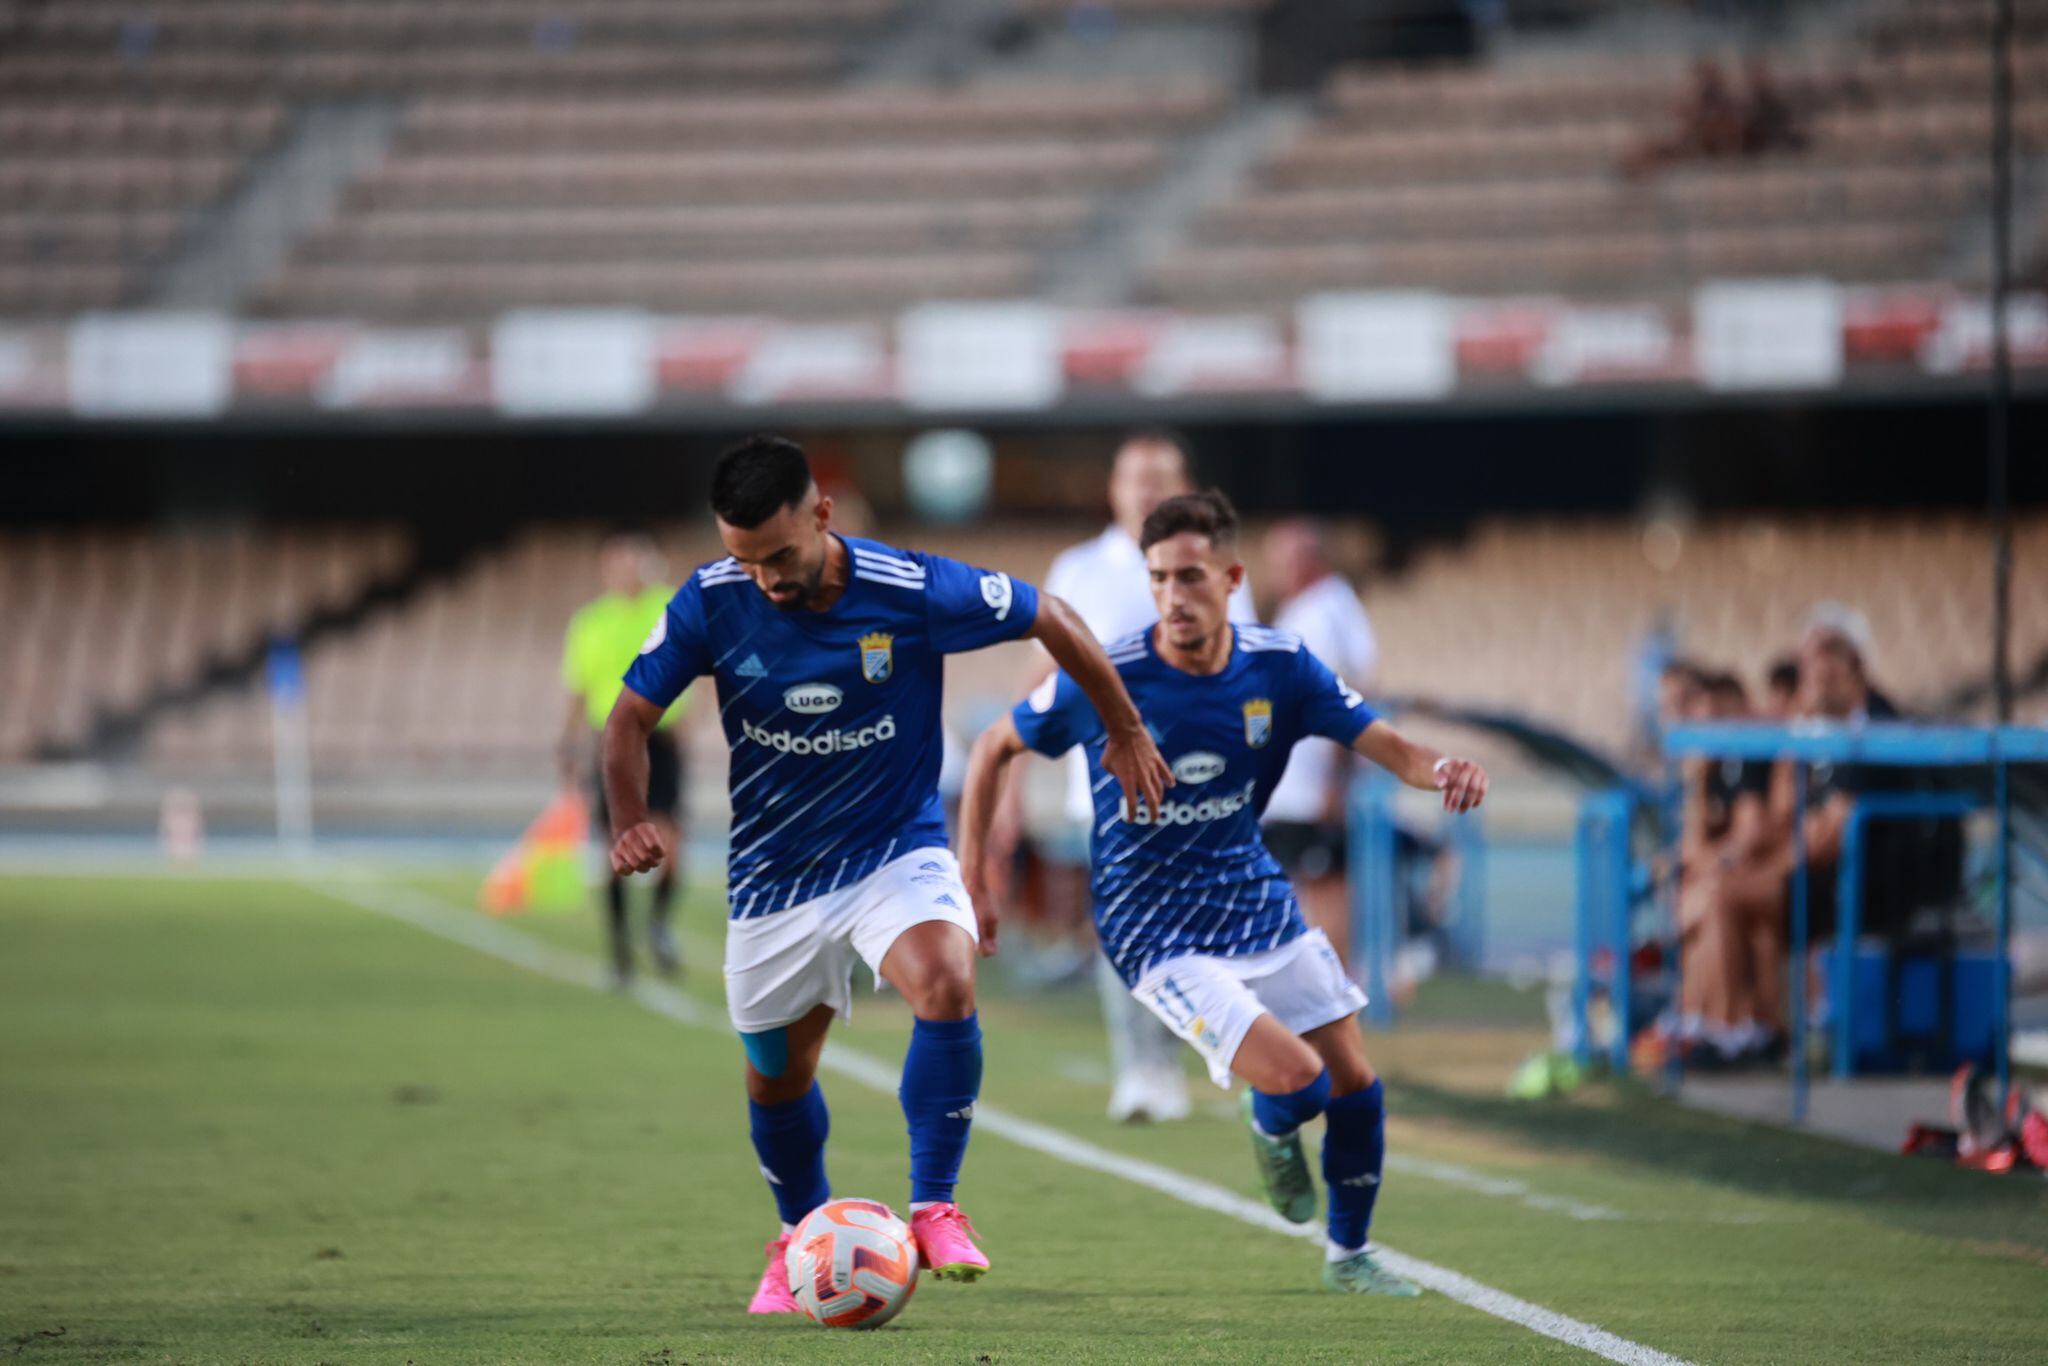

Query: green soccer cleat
left=1322, top=1249, right=1422, bottom=1297
left=1239, top=1087, right=1317, bottom=1224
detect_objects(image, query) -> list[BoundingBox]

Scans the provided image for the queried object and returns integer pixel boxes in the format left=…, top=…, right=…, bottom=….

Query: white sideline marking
left=1385, top=1154, right=1626, bottom=1222
left=304, top=876, right=1695, bottom=1366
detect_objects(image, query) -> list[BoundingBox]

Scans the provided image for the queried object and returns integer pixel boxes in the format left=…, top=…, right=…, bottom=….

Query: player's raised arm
left=603, top=578, right=710, bottom=875
left=956, top=714, right=1033, bottom=957
left=1353, top=720, right=1488, bottom=814
left=1027, top=593, right=1172, bottom=818
left=603, top=687, right=672, bottom=874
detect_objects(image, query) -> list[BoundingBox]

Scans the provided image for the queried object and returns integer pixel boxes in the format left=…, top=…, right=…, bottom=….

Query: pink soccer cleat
left=746, top=1234, right=800, bottom=1314
left=909, top=1203, right=990, bottom=1283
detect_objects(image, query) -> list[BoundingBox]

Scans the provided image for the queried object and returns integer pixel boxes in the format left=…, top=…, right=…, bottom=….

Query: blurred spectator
left=1623, top=57, right=1746, bottom=180
left=558, top=527, right=685, bottom=988
left=997, top=430, right=1255, bottom=1123
left=1669, top=604, right=1950, bottom=1066
left=1739, top=53, right=1808, bottom=155
left=1259, top=518, right=1378, bottom=968
left=1658, top=657, right=1709, bottom=728
left=1763, top=655, right=1800, bottom=719
left=1668, top=667, right=1775, bottom=1062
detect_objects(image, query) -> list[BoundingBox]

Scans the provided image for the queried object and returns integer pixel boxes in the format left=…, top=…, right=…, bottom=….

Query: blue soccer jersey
left=624, top=535, right=1039, bottom=920
left=1011, top=623, right=1376, bottom=984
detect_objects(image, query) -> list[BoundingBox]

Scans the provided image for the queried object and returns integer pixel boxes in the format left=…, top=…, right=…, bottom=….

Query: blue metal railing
left=1832, top=791, right=1979, bottom=1080
left=1349, top=769, right=1399, bottom=1028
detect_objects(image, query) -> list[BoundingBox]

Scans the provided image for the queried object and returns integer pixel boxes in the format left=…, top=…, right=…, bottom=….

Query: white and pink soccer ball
left=784, top=1197, right=920, bottom=1329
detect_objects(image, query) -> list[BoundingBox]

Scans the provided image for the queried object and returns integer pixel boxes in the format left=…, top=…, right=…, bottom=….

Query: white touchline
left=1384, top=1154, right=1626, bottom=1223
left=303, top=875, right=1697, bottom=1366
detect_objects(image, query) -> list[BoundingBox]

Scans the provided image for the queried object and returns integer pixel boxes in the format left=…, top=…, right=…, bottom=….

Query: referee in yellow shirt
left=560, top=527, right=686, bottom=986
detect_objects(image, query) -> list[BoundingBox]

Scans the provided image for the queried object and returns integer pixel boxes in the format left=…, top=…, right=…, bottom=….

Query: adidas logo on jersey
left=933, top=893, right=960, bottom=909
left=736, top=654, right=768, bottom=678
left=1121, top=779, right=1258, bottom=827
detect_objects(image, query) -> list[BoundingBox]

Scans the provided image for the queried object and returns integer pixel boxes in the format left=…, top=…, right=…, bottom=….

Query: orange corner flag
left=481, top=791, right=591, bottom=916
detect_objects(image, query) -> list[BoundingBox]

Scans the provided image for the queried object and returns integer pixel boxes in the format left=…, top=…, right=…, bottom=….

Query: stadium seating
left=0, top=524, right=412, bottom=761
left=3, top=0, right=2038, bottom=320
left=130, top=511, right=2048, bottom=778
left=0, top=1, right=889, bottom=95
left=1361, top=513, right=2048, bottom=755
left=0, top=98, right=287, bottom=314
left=142, top=522, right=1068, bottom=779
left=257, top=81, right=1229, bottom=318
left=0, top=0, right=902, bottom=316
left=1151, top=16, right=2048, bottom=306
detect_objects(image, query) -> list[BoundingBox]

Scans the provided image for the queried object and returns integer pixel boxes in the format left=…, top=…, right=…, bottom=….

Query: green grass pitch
left=3, top=870, right=2045, bottom=1363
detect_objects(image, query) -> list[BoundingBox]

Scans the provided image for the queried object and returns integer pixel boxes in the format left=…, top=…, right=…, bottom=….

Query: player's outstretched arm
left=1027, top=594, right=1172, bottom=817
left=957, top=715, right=1033, bottom=958
left=602, top=687, right=671, bottom=875
left=1354, top=719, right=1487, bottom=814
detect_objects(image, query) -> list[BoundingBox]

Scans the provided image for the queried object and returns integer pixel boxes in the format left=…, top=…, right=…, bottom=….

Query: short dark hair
left=1661, top=658, right=1705, bottom=685
left=1140, top=489, right=1239, bottom=553
left=711, top=434, right=812, bottom=529
left=1767, top=657, right=1800, bottom=694
left=1705, top=672, right=1749, bottom=707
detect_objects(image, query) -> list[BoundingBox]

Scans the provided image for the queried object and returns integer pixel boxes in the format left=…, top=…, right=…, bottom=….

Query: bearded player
left=956, top=490, right=1485, bottom=1295
left=605, top=435, right=1169, bottom=1313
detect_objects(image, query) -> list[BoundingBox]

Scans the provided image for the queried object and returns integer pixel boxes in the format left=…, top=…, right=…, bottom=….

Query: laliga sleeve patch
left=979, top=571, right=1013, bottom=621
left=741, top=1026, right=790, bottom=1078
left=638, top=613, right=667, bottom=655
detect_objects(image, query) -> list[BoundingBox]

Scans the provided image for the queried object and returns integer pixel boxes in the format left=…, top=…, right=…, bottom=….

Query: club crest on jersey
left=1243, top=697, right=1273, bottom=748
left=858, top=631, right=894, bottom=684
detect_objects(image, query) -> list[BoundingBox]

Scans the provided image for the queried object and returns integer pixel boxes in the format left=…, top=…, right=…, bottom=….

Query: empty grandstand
left=0, top=524, right=412, bottom=760
left=3, top=0, right=2044, bottom=332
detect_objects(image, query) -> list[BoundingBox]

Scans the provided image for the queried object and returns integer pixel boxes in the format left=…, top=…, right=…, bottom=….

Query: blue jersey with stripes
left=1011, top=624, right=1376, bottom=984
left=623, top=534, right=1040, bottom=920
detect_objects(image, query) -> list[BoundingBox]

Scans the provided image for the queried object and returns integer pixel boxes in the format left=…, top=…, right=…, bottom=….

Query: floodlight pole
left=1989, top=0, right=2014, bottom=725
left=1990, top=0, right=2016, bottom=1119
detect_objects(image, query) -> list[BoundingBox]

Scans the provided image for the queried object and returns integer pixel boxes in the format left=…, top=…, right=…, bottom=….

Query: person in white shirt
left=1258, top=519, right=1378, bottom=968
left=1012, top=430, right=1256, bottom=1122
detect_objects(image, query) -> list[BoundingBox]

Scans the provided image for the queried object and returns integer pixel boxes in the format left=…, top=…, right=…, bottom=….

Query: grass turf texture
left=0, top=872, right=2042, bottom=1364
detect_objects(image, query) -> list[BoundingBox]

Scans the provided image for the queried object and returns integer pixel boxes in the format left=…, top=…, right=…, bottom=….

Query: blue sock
left=900, top=1012, right=982, bottom=1205
left=1322, top=1080, right=1386, bottom=1252
left=748, top=1083, right=830, bottom=1228
left=1251, top=1069, right=1331, bottom=1137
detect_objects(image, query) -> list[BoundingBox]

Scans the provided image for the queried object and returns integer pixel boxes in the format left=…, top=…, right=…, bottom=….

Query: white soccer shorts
left=722, top=847, right=979, bottom=1034
left=1132, top=929, right=1368, bottom=1088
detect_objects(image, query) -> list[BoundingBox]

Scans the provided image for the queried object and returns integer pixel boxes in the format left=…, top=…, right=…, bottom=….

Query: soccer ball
left=784, top=1197, right=920, bottom=1329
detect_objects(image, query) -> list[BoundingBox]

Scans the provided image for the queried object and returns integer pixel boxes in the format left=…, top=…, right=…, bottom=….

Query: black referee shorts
left=592, top=729, right=684, bottom=833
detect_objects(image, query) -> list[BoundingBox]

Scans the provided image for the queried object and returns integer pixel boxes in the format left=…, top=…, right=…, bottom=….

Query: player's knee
left=1326, top=1054, right=1377, bottom=1097
left=748, top=1069, right=814, bottom=1106
left=1270, top=1049, right=1326, bottom=1095
left=907, top=962, right=976, bottom=1021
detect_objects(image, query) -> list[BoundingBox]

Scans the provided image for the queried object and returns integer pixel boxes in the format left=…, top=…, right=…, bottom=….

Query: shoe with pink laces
left=746, top=1234, right=800, bottom=1314
left=909, top=1202, right=990, bottom=1282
